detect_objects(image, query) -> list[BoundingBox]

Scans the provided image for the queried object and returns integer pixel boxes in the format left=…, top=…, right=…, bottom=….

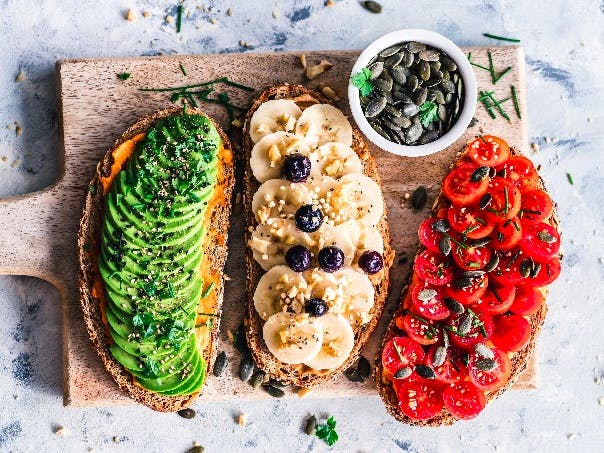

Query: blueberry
left=305, top=298, right=328, bottom=317
left=358, top=250, right=384, bottom=274
left=318, top=246, right=345, bottom=273
left=295, top=204, right=323, bottom=232
left=285, top=245, right=312, bottom=272
left=283, top=153, right=311, bottom=183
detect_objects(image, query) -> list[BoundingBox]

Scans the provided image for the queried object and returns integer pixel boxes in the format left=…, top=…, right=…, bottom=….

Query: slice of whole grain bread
left=375, top=146, right=561, bottom=426
left=242, top=84, right=395, bottom=387
left=78, top=106, right=234, bottom=412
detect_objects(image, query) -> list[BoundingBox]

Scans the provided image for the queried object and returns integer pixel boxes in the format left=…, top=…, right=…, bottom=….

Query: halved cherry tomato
left=491, top=314, right=531, bottom=352
left=411, top=283, right=452, bottom=320
left=467, top=135, right=510, bottom=167
left=425, top=345, right=467, bottom=384
left=445, top=274, right=489, bottom=305
left=382, top=337, right=426, bottom=377
left=443, top=381, right=486, bottom=420
left=447, top=205, right=494, bottom=239
left=492, top=218, right=523, bottom=251
left=418, top=218, right=445, bottom=254
left=520, top=189, right=553, bottom=224
left=473, top=284, right=516, bottom=315
left=483, top=177, right=522, bottom=223
left=448, top=310, right=494, bottom=349
left=401, top=314, right=439, bottom=345
left=468, top=348, right=511, bottom=391
left=520, top=222, right=561, bottom=260
left=496, top=155, right=539, bottom=192
left=415, top=250, right=453, bottom=286
left=442, top=163, right=489, bottom=206
left=452, top=243, right=492, bottom=271
left=510, top=286, right=544, bottom=315
left=396, top=379, right=444, bottom=421
left=525, top=256, right=561, bottom=287
left=488, top=250, right=526, bottom=286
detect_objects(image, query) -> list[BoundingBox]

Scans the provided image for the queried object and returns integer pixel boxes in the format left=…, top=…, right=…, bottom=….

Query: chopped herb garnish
left=487, top=51, right=496, bottom=84
left=393, top=342, right=405, bottom=363
left=493, top=66, right=512, bottom=84
left=467, top=261, right=481, bottom=269
left=475, top=217, right=487, bottom=225
left=176, top=5, right=183, bottom=33
left=467, top=52, right=490, bottom=72
left=444, top=232, right=469, bottom=250
left=483, top=33, right=521, bottom=43
left=503, top=186, right=509, bottom=214
left=350, top=67, right=374, bottom=97
left=179, top=63, right=187, bottom=76
left=418, top=101, right=439, bottom=128
left=117, top=72, right=131, bottom=80
left=566, top=172, right=574, bottom=185
left=201, top=281, right=215, bottom=298
left=315, top=416, right=338, bottom=447
left=511, top=85, right=521, bottom=119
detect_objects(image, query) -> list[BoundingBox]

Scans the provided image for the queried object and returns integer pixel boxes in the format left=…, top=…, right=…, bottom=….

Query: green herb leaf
left=418, top=101, right=439, bottom=128
left=179, top=63, right=187, bottom=76
left=315, top=416, right=339, bottom=446
left=483, top=33, right=521, bottom=43
left=350, top=68, right=374, bottom=97
left=117, top=72, right=131, bottom=80
left=566, top=172, right=574, bottom=185
left=176, top=5, right=183, bottom=33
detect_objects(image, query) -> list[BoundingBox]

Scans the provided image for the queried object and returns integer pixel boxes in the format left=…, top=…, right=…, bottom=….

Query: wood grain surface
left=0, top=47, right=537, bottom=407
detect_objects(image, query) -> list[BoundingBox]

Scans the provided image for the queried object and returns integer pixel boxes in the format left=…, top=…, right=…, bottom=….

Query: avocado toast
left=78, top=106, right=234, bottom=411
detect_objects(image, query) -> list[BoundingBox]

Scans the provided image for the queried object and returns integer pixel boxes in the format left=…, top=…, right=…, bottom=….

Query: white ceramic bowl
left=348, top=29, right=477, bottom=157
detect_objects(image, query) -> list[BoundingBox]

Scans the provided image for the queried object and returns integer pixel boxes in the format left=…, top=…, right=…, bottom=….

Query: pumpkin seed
left=344, top=367, right=363, bottom=382
left=384, top=52, right=404, bottom=68
left=438, top=104, right=447, bottom=122
left=440, top=56, right=457, bottom=71
left=418, top=288, right=437, bottom=301
left=458, top=313, right=473, bottom=335
left=430, top=89, right=445, bottom=104
left=445, top=297, right=464, bottom=314
left=382, top=118, right=402, bottom=131
left=411, top=185, right=427, bottom=210
left=471, top=166, right=490, bottom=182
left=476, top=358, right=498, bottom=372
left=402, top=102, right=419, bottom=117
left=390, top=115, right=412, bottom=128
left=439, top=235, right=452, bottom=256
left=177, top=408, right=196, bottom=419
left=414, top=86, right=428, bottom=105
left=479, top=193, right=493, bottom=210
left=419, top=49, right=440, bottom=61
left=537, top=230, right=556, bottom=243
left=361, top=0, right=382, bottom=13
left=406, top=74, right=419, bottom=92
left=358, top=356, right=371, bottom=379
left=441, top=79, right=456, bottom=93
left=371, top=123, right=390, bottom=139
left=368, top=61, right=384, bottom=79
left=453, top=277, right=472, bottom=289
left=407, top=41, right=426, bottom=53
left=432, top=218, right=450, bottom=233
left=393, top=90, right=413, bottom=103
left=238, top=355, right=255, bottom=382
left=406, top=124, right=423, bottom=144
left=187, top=447, right=204, bottom=453
left=365, top=96, right=387, bottom=117
left=419, top=61, right=431, bottom=80
left=373, top=78, right=393, bottom=92
left=497, top=167, right=507, bottom=178
left=419, top=130, right=439, bottom=144
left=464, top=270, right=485, bottom=278
left=402, top=50, right=415, bottom=67
left=305, top=415, right=318, bottom=435
left=520, top=258, right=533, bottom=278
left=469, top=237, right=491, bottom=247
left=484, top=254, right=500, bottom=273
left=390, top=66, right=407, bottom=84
left=442, top=330, right=450, bottom=348
left=384, top=104, right=402, bottom=117
left=475, top=343, right=495, bottom=359
left=213, top=351, right=228, bottom=377
left=394, top=366, right=412, bottom=379
left=269, top=378, right=287, bottom=388
left=250, top=370, right=266, bottom=389
left=430, top=60, right=441, bottom=71
left=425, top=77, right=441, bottom=88
left=415, top=364, right=435, bottom=379
left=433, top=345, right=447, bottom=367
left=378, top=44, right=401, bottom=58
left=262, top=384, right=285, bottom=398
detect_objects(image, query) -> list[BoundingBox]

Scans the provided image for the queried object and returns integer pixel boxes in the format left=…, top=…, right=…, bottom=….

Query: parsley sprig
left=315, top=416, right=339, bottom=446
left=418, top=101, right=439, bottom=128
left=350, top=67, right=374, bottom=97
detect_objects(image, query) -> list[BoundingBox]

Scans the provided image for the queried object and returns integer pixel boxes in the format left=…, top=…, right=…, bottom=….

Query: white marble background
left=0, top=0, right=603, bottom=452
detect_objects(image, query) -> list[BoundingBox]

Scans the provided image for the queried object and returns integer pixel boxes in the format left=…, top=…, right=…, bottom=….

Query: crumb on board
left=165, top=15, right=174, bottom=23
left=209, top=18, right=218, bottom=24
left=54, top=426, right=68, bottom=437
left=306, top=60, right=333, bottom=79
left=11, top=158, right=21, bottom=168
left=237, top=413, right=247, bottom=427
left=142, top=11, right=150, bottom=18
left=530, top=142, right=539, bottom=154
left=296, top=387, right=312, bottom=399
left=226, top=8, right=233, bottom=16
left=325, top=0, right=335, bottom=6
left=272, top=9, right=280, bottom=19
left=113, top=436, right=121, bottom=443
left=320, top=86, right=339, bottom=101
left=125, top=9, right=136, bottom=22
left=299, top=53, right=307, bottom=69
left=15, top=121, right=22, bottom=136
left=15, top=71, right=25, bottom=82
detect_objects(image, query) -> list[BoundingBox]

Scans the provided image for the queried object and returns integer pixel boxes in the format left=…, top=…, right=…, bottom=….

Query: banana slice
left=295, top=104, right=353, bottom=147
left=313, top=142, right=363, bottom=178
left=250, top=132, right=312, bottom=183
left=330, top=267, right=375, bottom=327
left=303, top=314, right=355, bottom=370
left=313, top=223, right=356, bottom=265
left=254, top=265, right=309, bottom=320
left=335, top=220, right=384, bottom=260
left=329, top=174, right=384, bottom=227
left=249, top=100, right=303, bottom=144
left=263, top=312, right=323, bottom=364
left=249, top=219, right=315, bottom=271
left=252, top=179, right=314, bottom=223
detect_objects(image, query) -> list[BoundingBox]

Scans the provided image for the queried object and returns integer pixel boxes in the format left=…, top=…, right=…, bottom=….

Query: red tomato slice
left=415, top=249, right=454, bottom=286
left=418, top=217, right=445, bottom=254
left=468, top=348, right=511, bottom=391
left=520, top=189, right=553, bottom=224
left=448, top=310, right=494, bottom=349
left=467, top=135, right=510, bottom=166
left=401, top=314, right=440, bottom=346
left=483, top=177, right=522, bottom=223
left=452, top=244, right=492, bottom=271
left=447, top=205, right=494, bottom=239
left=520, top=222, right=561, bottom=260
left=524, top=256, right=561, bottom=287
left=491, top=314, right=531, bottom=352
left=510, top=286, right=545, bottom=315
left=396, top=379, right=444, bottom=421
left=496, top=155, right=539, bottom=192
left=488, top=250, right=526, bottom=286
left=443, top=381, right=486, bottom=420
left=411, top=283, right=452, bottom=321
left=425, top=345, right=467, bottom=384
left=442, top=163, right=490, bottom=206
left=472, top=284, right=516, bottom=315
left=445, top=274, right=489, bottom=305
left=492, top=218, right=523, bottom=251
left=382, top=337, right=426, bottom=377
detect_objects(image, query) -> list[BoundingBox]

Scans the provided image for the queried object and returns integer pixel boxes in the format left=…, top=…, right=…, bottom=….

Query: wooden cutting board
left=0, top=47, right=537, bottom=407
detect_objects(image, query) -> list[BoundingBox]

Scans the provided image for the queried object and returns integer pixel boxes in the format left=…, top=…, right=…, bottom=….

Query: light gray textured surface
left=0, top=0, right=603, bottom=452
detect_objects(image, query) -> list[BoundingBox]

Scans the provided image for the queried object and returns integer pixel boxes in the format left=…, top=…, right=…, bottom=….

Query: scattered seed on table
left=411, top=185, right=428, bottom=210
left=361, top=1, right=383, bottom=14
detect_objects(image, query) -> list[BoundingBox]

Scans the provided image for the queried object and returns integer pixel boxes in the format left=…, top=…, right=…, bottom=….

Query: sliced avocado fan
left=99, top=113, right=220, bottom=395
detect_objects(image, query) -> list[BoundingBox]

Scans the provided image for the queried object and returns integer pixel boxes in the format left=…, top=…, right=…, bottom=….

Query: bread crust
left=77, top=106, right=234, bottom=412
left=375, top=146, right=561, bottom=426
left=242, top=84, right=395, bottom=387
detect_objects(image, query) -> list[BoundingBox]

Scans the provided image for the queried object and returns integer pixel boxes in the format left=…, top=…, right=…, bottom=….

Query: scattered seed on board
left=475, top=343, right=495, bottom=359
left=444, top=297, right=464, bottom=314
left=213, top=351, right=228, bottom=377
left=344, top=367, right=363, bottom=382
left=439, top=235, right=452, bottom=256
left=415, top=364, right=436, bottom=379
left=433, top=345, right=447, bottom=367
left=250, top=370, right=266, bottom=389
left=418, top=288, right=437, bottom=301
left=484, top=254, right=499, bottom=273
left=394, top=366, right=412, bottom=379
left=262, top=384, right=285, bottom=398
left=269, top=378, right=287, bottom=388
left=238, top=355, right=255, bottom=382
left=453, top=277, right=473, bottom=289
left=479, top=193, right=493, bottom=210
left=458, top=313, right=473, bottom=335
left=305, top=415, right=318, bottom=435
left=358, top=356, right=371, bottom=380
left=177, top=408, right=196, bottom=419
left=476, top=358, right=498, bottom=372
left=471, top=166, right=490, bottom=182
left=361, top=0, right=383, bottom=13
left=432, top=219, right=450, bottom=233
left=520, top=258, right=533, bottom=278
left=464, top=270, right=485, bottom=278
left=411, top=185, right=428, bottom=210
left=530, top=262, right=541, bottom=278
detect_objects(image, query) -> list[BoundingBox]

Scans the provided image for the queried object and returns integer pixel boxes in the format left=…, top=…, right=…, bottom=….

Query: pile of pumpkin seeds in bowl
left=351, top=41, right=464, bottom=146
